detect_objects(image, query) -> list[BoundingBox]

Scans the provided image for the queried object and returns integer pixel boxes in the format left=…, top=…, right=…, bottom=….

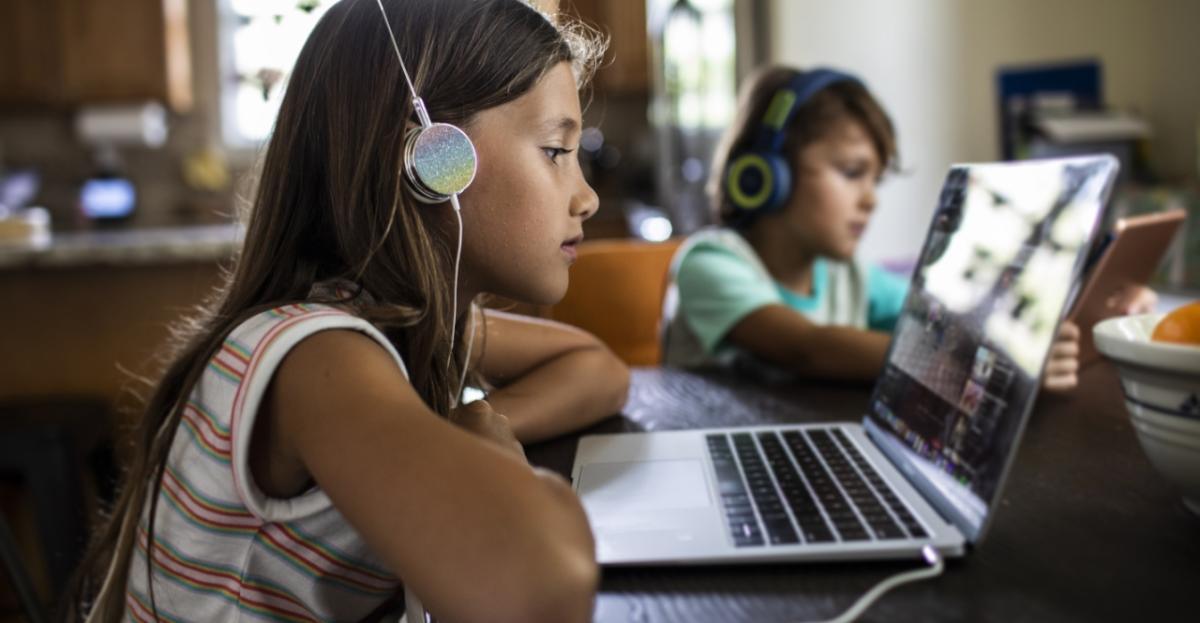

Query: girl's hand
left=449, top=399, right=527, bottom=462
left=1042, top=321, right=1081, bottom=393
left=1107, top=284, right=1158, bottom=315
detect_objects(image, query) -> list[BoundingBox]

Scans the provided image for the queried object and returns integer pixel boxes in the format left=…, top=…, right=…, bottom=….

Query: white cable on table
left=796, top=545, right=944, bottom=623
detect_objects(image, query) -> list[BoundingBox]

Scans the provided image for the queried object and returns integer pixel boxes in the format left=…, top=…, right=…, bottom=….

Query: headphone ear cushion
left=725, top=151, right=793, bottom=218
left=403, top=123, right=478, bottom=204
left=761, top=154, right=792, bottom=215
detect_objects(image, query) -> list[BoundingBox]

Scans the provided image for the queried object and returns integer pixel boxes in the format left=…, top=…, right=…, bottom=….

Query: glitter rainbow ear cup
left=403, top=122, right=478, bottom=203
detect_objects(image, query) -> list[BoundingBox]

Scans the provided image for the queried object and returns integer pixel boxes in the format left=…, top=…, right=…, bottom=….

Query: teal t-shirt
left=772, top=260, right=907, bottom=332
left=662, top=228, right=909, bottom=372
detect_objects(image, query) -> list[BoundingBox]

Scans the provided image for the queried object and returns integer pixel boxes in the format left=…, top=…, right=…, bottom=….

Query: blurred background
left=0, top=0, right=1198, bottom=618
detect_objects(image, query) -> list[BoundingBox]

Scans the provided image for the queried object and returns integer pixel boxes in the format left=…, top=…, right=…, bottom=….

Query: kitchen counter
left=0, top=223, right=241, bottom=269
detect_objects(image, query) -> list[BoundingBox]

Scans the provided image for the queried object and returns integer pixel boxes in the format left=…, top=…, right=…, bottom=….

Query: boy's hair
left=70, top=1, right=604, bottom=620
left=708, top=65, right=898, bottom=227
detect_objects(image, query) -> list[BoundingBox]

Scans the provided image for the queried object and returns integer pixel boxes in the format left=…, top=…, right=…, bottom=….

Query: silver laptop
left=572, top=156, right=1118, bottom=565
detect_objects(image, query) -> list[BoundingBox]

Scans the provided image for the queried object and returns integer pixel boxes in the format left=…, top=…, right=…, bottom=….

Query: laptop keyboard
left=706, top=428, right=929, bottom=547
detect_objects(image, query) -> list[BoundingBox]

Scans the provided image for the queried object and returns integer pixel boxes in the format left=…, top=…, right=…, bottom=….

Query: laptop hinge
left=862, top=417, right=979, bottom=543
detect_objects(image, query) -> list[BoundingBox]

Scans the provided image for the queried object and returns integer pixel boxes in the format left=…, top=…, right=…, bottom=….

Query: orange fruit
left=1151, top=301, right=1200, bottom=345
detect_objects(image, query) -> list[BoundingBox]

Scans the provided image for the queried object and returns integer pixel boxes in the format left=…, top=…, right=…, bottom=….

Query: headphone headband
left=752, top=68, right=862, bottom=153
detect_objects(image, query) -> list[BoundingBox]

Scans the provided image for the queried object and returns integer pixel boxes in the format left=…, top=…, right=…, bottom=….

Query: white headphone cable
left=795, top=545, right=944, bottom=623
left=375, top=5, right=464, bottom=623
left=446, top=195, right=464, bottom=377
left=374, top=0, right=468, bottom=386
left=456, top=298, right=475, bottom=407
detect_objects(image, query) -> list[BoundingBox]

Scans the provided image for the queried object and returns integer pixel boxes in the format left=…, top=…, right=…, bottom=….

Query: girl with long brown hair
left=71, top=1, right=625, bottom=621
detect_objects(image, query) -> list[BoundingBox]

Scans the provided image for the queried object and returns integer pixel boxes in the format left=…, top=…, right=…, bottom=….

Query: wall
left=961, top=0, right=1200, bottom=181
left=769, top=0, right=969, bottom=263
left=769, top=0, right=1200, bottom=263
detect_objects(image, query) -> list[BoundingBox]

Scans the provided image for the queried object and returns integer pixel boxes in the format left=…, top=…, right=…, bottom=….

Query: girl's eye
left=841, top=165, right=868, bottom=180
left=542, top=147, right=574, bottom=163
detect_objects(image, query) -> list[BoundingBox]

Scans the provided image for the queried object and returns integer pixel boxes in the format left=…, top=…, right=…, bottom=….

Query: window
left=650, top=0, right=736, bottom=131
left=648, top=0, right=737, bottom=232
left=216, top=0, right=341, bottom=147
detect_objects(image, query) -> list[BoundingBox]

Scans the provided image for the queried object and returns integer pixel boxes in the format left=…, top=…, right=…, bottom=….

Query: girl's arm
left=472, top=308, right=630, bottom=443
left=728, top=304, right=1102, bottom=392
left=262, top=330, right=598, bottom=623
left=725, top=304, right=891, bottom=380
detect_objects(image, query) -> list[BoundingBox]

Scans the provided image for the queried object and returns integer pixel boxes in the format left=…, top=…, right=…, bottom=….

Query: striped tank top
left=125, top=304, right=407, bottom=622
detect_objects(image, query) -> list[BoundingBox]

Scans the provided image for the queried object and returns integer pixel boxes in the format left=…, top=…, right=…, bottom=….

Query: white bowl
left=1093, top=313, right=1200, bottom=515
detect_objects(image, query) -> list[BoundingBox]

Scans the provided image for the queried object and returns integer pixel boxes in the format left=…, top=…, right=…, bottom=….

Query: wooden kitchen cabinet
left=566, top=0, right=650, bottom=94
left=0, top=261, right=224, bottom=442
left=0, top=0, right=66, bottom=107
left=0, top=0, right=191, bottom=111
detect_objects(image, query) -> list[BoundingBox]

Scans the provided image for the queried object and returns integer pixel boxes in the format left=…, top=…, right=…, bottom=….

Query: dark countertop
left=0, top=223, right=240, bottom=269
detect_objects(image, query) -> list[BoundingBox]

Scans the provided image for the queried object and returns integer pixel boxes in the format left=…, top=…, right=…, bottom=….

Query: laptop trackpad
left=578, top=460, right=712, bottom=513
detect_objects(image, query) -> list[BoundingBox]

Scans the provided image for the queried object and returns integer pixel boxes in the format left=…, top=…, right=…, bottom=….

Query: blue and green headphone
left=723, top=68, right=861, bottom=227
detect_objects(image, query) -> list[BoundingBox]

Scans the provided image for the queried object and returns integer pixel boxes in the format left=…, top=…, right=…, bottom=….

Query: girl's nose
left=860, top=182, right=878, bottom=213
left=572, top=176, right=600, bottom=221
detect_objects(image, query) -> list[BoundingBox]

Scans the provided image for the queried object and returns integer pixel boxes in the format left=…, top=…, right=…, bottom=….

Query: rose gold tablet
left=1069, top=208, right=1187, bottom=366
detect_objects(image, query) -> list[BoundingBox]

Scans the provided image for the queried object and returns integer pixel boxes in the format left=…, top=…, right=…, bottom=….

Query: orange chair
left=550, top=238, right=682, bottom=366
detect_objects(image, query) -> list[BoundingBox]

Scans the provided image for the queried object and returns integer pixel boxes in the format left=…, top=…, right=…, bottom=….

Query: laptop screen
left=863, top=156, right=1117, bottom=541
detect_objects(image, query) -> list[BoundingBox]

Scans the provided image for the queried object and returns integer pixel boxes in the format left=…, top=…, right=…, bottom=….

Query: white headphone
left=374, top=10, right=480, bottom=622
left=374, top=0, right=477, bottom=404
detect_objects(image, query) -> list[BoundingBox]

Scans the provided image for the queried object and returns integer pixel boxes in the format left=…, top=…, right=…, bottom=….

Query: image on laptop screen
left=865, top=157, right=1116, bottom=538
